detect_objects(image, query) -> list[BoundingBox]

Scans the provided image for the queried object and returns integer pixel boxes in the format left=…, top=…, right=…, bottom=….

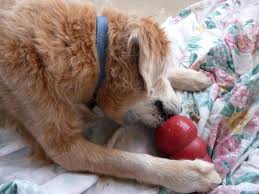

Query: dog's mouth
left=123, top=109, right=167, bottom=128
left=154, top=100, right=174, bottom=121
left=123, top=100, right=180, bottom=128
left=154, top=100, right=167, bottom=119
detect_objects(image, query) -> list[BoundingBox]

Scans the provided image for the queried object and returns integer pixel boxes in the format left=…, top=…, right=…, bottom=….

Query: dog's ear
left=128, top=28, right=165, bottom=95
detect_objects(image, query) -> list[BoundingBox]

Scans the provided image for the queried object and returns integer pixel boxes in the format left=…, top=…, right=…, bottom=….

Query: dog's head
left=97, top=10, right=181, bottom=127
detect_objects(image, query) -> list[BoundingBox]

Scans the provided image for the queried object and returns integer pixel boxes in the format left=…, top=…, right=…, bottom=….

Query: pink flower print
left=223, top=19, right=239, bottom=28
left=236, top=33, right=251, bottom=53
left=255, top=109, right=259, bottom=117
left=210, top=84, right=221, bottom=100
left=245, top=111, right=259, bottom=133
left=207, top=123, right=219, bottom=148
left=214, top=135, right=240, bottom=157
left=231, top=86, right=250, bottom=109
left=252, top=22, right=259, bottom=52
left=213, top=154, right=238, bottom=176
left=171, top=16, right=181, bottom=24
left=211, top=187, right=240, bottom=194
left=255, top=25, right=259, bottom=39
left=217, top=119, right=232, bottom=139
left=213, top=158, right=229, bottom=175
left=224, top=33, right=236, bottom=50
left=212, top=67, right=236, bottom=87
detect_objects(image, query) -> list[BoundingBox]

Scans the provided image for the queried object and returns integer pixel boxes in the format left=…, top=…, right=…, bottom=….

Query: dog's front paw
left=189, top=159, right=222, bottom=192
left=168, top=68, right=212, bottom=92
left=191, top=71, right=212, bottom=91
left=160, top=159, right=221, bottom=193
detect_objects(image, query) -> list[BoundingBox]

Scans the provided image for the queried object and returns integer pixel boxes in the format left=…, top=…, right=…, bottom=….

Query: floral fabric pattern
left=163, top=0, right=259, bottom=193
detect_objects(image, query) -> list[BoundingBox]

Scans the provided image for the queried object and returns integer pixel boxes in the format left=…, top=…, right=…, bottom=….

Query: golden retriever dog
left=0, top=0, right=221, bottom=193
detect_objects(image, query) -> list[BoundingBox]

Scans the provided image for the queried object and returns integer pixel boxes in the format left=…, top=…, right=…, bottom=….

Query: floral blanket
left=1, top=0, right=259, bottom=194
left=162, top=0, right=259, bottom=193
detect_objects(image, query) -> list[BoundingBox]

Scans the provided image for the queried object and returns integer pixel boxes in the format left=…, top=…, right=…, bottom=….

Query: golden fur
left=0, top=0, right=221, bottom=192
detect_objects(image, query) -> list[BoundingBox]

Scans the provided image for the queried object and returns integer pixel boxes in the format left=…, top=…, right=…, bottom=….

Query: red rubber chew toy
left=156, top=115, right=212, bottom=162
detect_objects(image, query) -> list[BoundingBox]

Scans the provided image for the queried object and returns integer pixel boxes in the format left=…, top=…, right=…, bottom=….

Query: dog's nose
left=155, top=100, right=183, bottom=120
left=154, top=100, right=167, bottom=119
left=154, top=100, right=163, bottom=111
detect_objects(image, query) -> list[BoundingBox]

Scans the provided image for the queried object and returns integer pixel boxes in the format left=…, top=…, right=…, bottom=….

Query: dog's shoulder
left=0, top=0, right=99, bottom=105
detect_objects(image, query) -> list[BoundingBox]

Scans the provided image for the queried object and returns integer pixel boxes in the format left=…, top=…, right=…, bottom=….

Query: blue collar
left=88, top=16, right=108, bottom=109
left=95, top=16, right=108, bottom=95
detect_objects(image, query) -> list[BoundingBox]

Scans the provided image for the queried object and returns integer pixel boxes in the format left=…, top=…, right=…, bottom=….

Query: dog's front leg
left=37, top=124, right=221, bottom=193
left=168, top=68, right=211, bottom=91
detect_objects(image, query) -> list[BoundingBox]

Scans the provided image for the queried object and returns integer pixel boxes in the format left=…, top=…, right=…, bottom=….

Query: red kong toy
left=156, top=115, right=212, bottom=162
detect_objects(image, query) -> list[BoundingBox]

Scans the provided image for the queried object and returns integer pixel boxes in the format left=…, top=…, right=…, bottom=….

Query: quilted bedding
left=162, top=0, right=259, bottom=193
